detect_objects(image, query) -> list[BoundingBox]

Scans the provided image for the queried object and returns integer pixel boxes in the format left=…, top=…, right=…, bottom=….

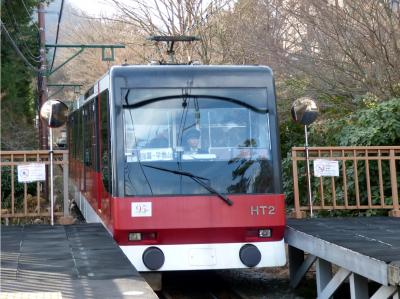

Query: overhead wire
left=3, top=5, right=41, bottom=62
left=20, top=0, right=40, bottom=31
left=0, top=19, right=40, bottom=73
left=49, top=0, right=65, bottom=72
left=21, top=0, right=39, bottom=31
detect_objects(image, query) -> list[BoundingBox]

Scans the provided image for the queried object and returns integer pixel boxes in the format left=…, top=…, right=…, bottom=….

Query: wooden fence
left=0, top=150, right=69, bottom=222
left=292, top=146, right=400, bottom=218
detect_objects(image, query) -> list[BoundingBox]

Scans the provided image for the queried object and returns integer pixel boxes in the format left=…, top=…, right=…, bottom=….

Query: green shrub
left=281, top=97, right=400, bottom=214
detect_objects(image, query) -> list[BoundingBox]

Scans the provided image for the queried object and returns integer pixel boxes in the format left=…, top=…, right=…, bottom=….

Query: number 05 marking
left=131, top=202, right=152, bottom=217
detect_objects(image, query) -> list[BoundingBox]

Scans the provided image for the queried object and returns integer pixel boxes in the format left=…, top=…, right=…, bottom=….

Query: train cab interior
left=123, top=98, right=271, bottom=163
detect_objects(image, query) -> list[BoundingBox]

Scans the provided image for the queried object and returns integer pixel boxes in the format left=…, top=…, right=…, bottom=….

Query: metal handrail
left=291, top=146, right=400, bottom=218
left=0, top=150, right=69, bottom=221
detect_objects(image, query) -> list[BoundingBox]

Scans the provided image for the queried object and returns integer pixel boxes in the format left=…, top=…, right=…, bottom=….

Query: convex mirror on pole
left=291, top=97, right=319, bottom=126
left=291, top=97, right=319, bottom=217
left=40, top=99, right=69, bottom=226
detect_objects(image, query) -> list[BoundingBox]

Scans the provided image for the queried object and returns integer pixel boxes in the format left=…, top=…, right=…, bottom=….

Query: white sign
left=314, top=159, right=339, bottom=177
left=17, top=163, right=46, bottom=182
left=127, top=148, right=173, bottom=162
left=131, top=202, right=152, bottom=217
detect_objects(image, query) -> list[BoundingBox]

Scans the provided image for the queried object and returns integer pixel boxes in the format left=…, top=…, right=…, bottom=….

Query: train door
left=79, top=109, right=84, bottom=192
left=83, top=101, right=96, bottom=205
left=67, top=114, right=74, bottom=182
left=91, top=100, right=98, bottom=207
left=83, top=106, right=88, bottom=194
left=98, top=89, right=112, bottom=217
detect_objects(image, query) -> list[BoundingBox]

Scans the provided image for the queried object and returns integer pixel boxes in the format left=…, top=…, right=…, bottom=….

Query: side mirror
left=40, top=99, right=68, bottom=128
left=291, top=97, right=318, bottom=126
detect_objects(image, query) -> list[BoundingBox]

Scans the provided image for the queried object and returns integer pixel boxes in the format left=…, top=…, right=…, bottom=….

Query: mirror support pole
left=304, top=125, right=313, bottom=217
left=39, top=99, right=69, bottom=226
left=50, top=127, right=54, bottom=226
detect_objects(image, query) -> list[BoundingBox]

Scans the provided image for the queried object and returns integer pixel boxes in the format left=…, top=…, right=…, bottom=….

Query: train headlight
left=239, top=244, right=261, bottom=267
left=129, top=232, right=142, bottom=241
left=129, top=232, right=157, bottom=241
left=258, top=229, right=272, bottom=238
left=142, top=247, right=165, bottom=270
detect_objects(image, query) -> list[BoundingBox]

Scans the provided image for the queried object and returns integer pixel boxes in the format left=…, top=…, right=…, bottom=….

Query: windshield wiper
left=123, top=94, right=268, bottom=114
left=142, top=164, right=233, bottom=206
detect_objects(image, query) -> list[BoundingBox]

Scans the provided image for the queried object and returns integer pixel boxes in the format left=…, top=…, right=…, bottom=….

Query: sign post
left=304, top=125, right=312, bottom=216
left=40, top=99, right=68, bottom=226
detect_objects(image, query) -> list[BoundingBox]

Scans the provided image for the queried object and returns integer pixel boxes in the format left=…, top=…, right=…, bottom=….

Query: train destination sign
left=313, top=159, right=339, bottom=177
left=17, top=163, right=46, bottom=183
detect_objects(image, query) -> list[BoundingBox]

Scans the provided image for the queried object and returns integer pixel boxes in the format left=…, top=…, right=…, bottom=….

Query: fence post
left=292, top=149, right=304, bottom=218
left=11, top=154, right=15, bottom=216
left=389, top=149, right=400, bottom=217
left=63, top=152, right=69, bottom=216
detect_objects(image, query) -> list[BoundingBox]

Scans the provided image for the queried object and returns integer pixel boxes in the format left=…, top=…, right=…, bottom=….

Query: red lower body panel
left=112, top=194, right=285, bottom=245
left=69, top=159, right=285, bottom=248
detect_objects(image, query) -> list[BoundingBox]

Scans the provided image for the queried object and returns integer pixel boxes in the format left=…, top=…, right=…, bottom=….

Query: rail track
left=156, top=270, right=247, bottom=299
left=155, top=268, right=307, bottom=299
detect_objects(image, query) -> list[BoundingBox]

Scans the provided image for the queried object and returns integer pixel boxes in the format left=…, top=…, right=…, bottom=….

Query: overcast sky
left=66, top=0, right=120, bottom=16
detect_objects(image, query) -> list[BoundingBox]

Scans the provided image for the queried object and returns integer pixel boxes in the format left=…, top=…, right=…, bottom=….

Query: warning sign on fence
left=313, top=159, right=339, bottom=177
left=17, top=163, right=46, bottom=183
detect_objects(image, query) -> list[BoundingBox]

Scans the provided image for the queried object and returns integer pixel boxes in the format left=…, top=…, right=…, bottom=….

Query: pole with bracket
left=38, top=3, right=48, bottom=150
left=38, top=2, right=50, bottom=203
left=45, top=44, right=125, bottom=76
left=48, top=83, right=83, bottom=98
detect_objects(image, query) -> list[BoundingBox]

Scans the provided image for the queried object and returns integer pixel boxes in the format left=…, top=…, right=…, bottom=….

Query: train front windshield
left=123, top=96, right=274, bottom=196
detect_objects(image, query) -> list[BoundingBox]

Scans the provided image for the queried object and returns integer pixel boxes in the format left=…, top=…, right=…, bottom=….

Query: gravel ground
left=216, top=267, right=316, bottom=299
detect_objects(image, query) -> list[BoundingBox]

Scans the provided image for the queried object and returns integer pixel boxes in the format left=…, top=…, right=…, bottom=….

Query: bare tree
left=106, top=0, right=233, bottom=63
left=215, top=0, right=400, bottom=100
left=275, top=0, right=400, bottom=99
left=54, top=0, right=400, bottom=104
left=213, top=0, right=292, bottom=67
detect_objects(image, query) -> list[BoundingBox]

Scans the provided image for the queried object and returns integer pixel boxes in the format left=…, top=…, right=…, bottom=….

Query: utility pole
left=38, top=2, right=48, bottom=150
left=38, top=2, right=49, bottom=201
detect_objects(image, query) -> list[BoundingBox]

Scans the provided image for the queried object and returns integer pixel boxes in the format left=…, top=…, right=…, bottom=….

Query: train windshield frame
left=122, top=90, right=276, bottom=196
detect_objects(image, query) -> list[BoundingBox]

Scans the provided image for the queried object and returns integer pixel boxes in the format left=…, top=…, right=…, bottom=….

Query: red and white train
left=68, top=64, right=286, bottom=271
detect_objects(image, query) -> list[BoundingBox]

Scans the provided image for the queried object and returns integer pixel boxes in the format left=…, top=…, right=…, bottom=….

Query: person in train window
left=183, top=129, right=205, bottom=154
left=148, top=129, right=169, bottom=148
left=221, top=125, right=247, bottom=148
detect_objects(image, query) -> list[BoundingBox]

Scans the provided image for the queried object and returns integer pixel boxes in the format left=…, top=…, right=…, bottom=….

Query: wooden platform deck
left=1, top=224, right=157, bottom=299
left=286, top=217, right=400, bottom=298
left=287, top=217, right=400, bottom=263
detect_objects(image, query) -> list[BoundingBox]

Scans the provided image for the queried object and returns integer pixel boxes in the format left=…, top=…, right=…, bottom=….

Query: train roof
left=109, top=64, right=273, bottom=75
left=71, top=65, right=275, bottom=112
left=109, top=64, right=274, bottom=88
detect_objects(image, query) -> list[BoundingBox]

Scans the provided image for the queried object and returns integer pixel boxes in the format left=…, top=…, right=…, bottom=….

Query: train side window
left=74, top=111, right=79, bottom=159
left=68, top=115, right=73, bottom=158
left=100, top=90, right=111, bottom=194
left=72, top=113, right=76, bottom=159
left=91, top=100, right=98, bottom=171
left=83, top=107, right=91, bottom=166
left=78, top=110, right=83, bottom=162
